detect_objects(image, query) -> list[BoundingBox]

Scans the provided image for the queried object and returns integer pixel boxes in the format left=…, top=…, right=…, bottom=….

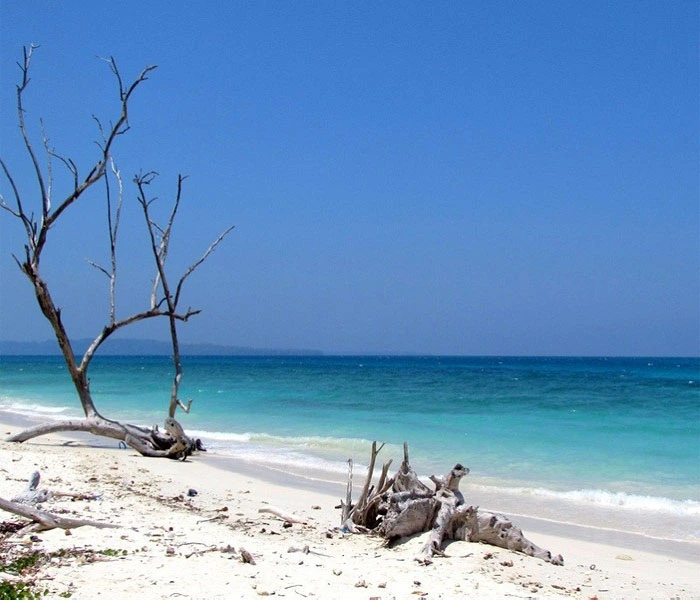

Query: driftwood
left=11, top=470, right=51, bottom=505
left=2, top=472, right=118, bottom=534
left=9, top=417, right=204, bottom=461
left=11, top=471, right=101, bottom=505
left=258, top=506, right=308, bottom=525
left=0, top=497, right=120, bottom=534
left=342, top=442, right=564, bottom=566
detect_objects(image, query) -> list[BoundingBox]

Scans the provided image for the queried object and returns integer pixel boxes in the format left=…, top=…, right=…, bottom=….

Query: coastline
left=1, top=417, right=699, bottom=600
left=202, top=449, right=700, bottom=563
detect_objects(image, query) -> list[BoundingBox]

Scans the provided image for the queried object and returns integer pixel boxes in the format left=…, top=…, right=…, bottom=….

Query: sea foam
left=0, top=396, right=74, bottom=418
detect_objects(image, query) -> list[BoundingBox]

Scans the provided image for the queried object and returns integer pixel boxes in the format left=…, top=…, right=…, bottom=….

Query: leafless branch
left=40, top=119, right=53, bottom=213
left=0, top=158, right=36, bottom=242
left=87, top=259, right=111, bottom=279
left=173, top=223, right=235, bottom=308
left=79, top=308, right=165, bottom=372
left=15, top=44, right=50, bottom=224
left=38, top=61, right=157, bottom=253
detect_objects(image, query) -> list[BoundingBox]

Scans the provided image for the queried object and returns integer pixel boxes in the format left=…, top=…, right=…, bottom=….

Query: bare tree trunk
left=1, top=47, right=233, bottom=456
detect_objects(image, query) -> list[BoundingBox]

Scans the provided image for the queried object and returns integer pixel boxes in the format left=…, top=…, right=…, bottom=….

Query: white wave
left=190, top=429, right=385, bottom=477
left=190, top=429, right=380, bottom=452
left=480, top=483, right=700, bottom=517
left=188, top=429, right=254, bottom=442
left=0, top=396, right=75, bottom=419
left=223, top=446, right=353, bottom=475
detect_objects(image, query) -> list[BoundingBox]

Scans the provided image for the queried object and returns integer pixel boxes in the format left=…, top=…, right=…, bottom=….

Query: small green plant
left=0, top=546, right=122, bottom=599
left=0, top=551, right=49, bottom=600
left=98, top=548, right=128, bottom=557
left=0, top=579, right=48, bottom=600
left=0, top=551, right=45, bottom=574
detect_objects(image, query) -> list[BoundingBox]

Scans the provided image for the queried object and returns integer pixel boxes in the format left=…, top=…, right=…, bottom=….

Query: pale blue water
left=1, top=355, right=699, bottom=542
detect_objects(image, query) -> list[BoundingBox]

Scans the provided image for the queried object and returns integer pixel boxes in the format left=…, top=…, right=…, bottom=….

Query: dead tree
left=343, top=442, right=564, bottom=566
left=0, top=45, right=233, bottom=458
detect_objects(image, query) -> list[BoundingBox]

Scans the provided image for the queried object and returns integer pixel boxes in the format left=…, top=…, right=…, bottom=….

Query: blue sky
left=1, top=0, right=698, bottom=356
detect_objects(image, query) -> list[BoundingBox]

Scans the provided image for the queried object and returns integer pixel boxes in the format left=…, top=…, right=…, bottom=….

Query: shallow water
left=1, top=354, right=698, bottom=542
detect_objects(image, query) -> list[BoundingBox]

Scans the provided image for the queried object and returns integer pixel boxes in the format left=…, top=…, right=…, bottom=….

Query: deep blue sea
left=1, top=355, right=698, bottom=543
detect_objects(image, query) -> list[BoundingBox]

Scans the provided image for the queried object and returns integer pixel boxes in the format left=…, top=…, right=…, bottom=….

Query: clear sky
left=0, top=0, right=698, bottom=356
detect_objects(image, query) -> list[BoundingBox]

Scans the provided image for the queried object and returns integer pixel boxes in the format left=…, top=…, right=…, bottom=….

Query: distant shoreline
left=0, top=338, right=324, bottom=357
left=1, top=340, right=698, bottom=358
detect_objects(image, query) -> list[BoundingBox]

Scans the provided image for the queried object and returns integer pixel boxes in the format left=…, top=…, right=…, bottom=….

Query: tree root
left=343, top=441, right=564, bottom=566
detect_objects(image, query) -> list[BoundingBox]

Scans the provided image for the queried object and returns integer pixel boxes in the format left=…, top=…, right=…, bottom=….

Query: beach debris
left=341, top=441, right=564, bottom=566
left=240, top=547, right=256, bottom=564
left=288, top=544, right=311, bottom=554
left=10, top=471, right=101, bottom=508
left=287, top=544, right=331, bottom=557
left=11, top=471, right=51, bottom=505
left=197, top=513, right=229, bottom=524
left=258, top=506, right=308, bottom=525
left=0, top=495, right=120, bottom=534
left=184, top=545, right=218, bottom=558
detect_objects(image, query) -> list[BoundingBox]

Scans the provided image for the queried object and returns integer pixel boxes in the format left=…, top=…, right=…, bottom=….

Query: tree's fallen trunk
left=343, top=442, right=564, bottom=566
left=6, top=416, right=204, bottom=460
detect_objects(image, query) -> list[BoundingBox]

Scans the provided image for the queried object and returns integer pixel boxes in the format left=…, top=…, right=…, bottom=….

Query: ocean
left=1, top=355, right=698, bottom=545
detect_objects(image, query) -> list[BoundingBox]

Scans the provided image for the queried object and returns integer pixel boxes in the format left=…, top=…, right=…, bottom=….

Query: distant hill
left=0, top=338, right=323, bottom=356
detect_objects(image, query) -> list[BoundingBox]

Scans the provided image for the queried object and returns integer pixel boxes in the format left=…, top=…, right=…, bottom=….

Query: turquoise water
left=1, top=355, right=698, bottom=541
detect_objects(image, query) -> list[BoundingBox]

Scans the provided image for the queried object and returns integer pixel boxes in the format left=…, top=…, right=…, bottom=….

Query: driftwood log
left=342, top=442, right=564, bottom=566
left=8, top=416, right=205, bottom=461
left=1, top=471, right=119, bottom=534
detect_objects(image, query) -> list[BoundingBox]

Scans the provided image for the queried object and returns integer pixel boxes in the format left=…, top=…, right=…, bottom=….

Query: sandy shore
left=1, top=421, right=698, bottom=601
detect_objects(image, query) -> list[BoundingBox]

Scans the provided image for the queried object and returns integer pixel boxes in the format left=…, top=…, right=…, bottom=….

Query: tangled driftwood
left=341, top=442, right=564, bottom=566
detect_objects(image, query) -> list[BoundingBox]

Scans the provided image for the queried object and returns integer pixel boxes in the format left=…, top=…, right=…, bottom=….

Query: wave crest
left=482, top=484, right=700, bottom=516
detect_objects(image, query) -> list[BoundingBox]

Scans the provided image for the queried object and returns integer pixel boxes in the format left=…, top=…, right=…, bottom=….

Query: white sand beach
left=1, top=419, right=698, bottom=601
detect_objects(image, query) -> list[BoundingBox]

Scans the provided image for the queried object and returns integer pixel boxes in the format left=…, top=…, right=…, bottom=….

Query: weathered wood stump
left=342, top=442, right=564, bottom=566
